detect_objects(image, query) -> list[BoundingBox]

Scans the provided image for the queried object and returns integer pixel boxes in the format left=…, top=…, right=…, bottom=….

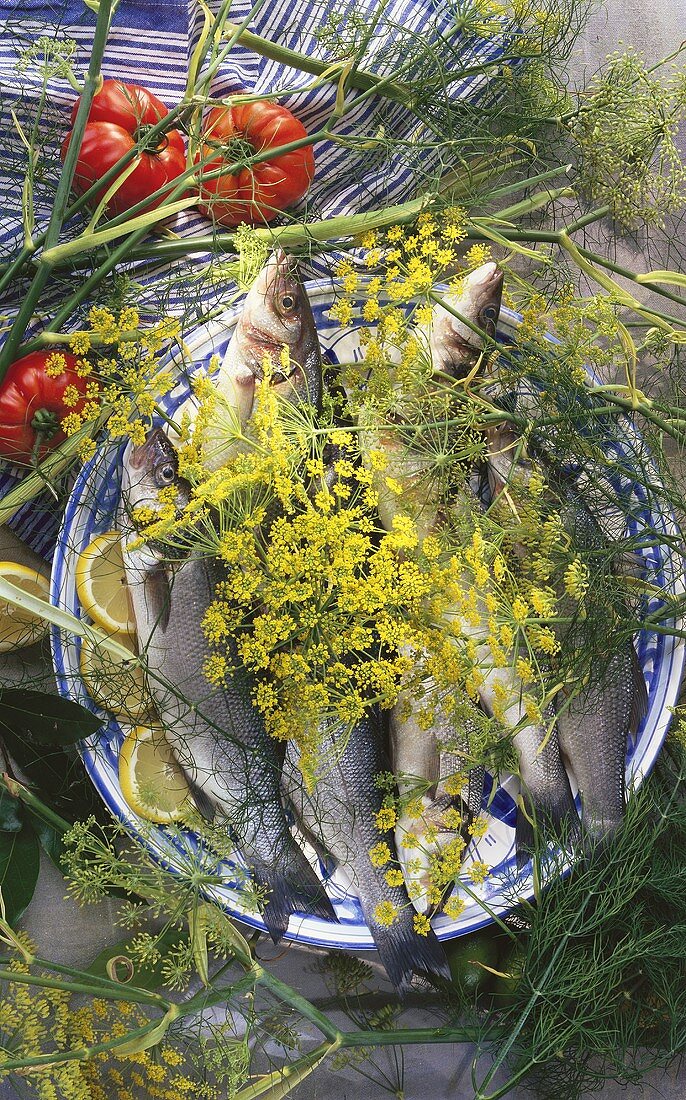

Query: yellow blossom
left=384, top=868, right=405, bottom=888
left=443, top=895, right=467, bottom=920
left=373, top=900, right=399, bottom=927
left=375, top=806, right=397, bottom=831
left=369, top=842, right=391, bottom=868
left=45, top=352, right=68, bottom=377
left=413, top=913, right=432, bottom=936
left=466, top=859, right=490, bottom=885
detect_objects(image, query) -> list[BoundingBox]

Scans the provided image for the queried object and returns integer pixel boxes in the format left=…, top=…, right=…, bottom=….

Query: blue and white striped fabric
left=0, top=0, right=505, bottom=555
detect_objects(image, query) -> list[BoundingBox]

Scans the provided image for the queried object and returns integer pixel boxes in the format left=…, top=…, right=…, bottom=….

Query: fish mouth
left=468, top=261, right=504, bottom=292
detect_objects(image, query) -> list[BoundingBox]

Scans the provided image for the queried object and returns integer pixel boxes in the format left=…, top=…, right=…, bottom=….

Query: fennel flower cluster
left=57, top=304, right=180, bottom=462
left=0, top=946, right=240, bottom=1100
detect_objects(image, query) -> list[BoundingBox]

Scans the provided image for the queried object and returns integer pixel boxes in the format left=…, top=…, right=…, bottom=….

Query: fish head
left=121, top=427, right=191, bottom=532
left=231, top=249, right=323, bottom=419
left=432, top=262, right=504, bottom=378
left=459, top=262, right=504, bottom=340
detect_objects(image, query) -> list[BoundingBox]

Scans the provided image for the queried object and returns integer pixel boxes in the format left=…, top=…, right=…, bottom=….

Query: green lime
left=490, top=940, right=527, bottom=1007
left=446, top=928, right=501, bottom=999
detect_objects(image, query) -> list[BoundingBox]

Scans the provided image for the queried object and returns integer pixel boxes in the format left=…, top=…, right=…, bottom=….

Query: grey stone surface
left=3, top=2, right=686, bottom=1097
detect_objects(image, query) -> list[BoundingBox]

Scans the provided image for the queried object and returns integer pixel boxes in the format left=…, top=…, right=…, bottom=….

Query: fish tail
left=515, top=785, right=581, bottom=870
left=375, top=915, right=451, bottom=998
left=580, top=804, right=623, bottom=859
left=253, top=847, right=337, bottom=943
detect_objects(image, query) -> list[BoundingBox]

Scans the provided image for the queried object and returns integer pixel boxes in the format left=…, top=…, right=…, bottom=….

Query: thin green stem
left=484, top=186, right=574, bottom=223
left=485, top=164, right=573, bottom=203
left=559, top=233, right=685, bottom=330
left=0, top=1019, right=165, bottom=1073
left=0, top=775, right=70, bottom=835
left=0, top=966, right=169, bottom=1008
left=31, top=958, right=170, bottom=1008
left=194, top=0, right=270, bottom=99
left=253, top=964, right=343, bottom=1043
left=0, top=0, right=115, bottom=376
left=564, top=205, right=611, bottom=233
left=223, top=23, right=410, bottom=104
left=341, top=1024, right=489, bottom=1047
left=577, top=245, right=686, bottom=311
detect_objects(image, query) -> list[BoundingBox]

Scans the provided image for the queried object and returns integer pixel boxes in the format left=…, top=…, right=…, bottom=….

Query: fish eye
left=481, top=304, right=499, bottom=324
left=281, top=294, right=295, bottom=311
left=156, top=463, right=176, bottom=485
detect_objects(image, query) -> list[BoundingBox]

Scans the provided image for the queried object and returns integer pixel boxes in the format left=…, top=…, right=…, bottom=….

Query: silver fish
left=381, top=267, right=507, bottom=888
left=120, top=428, right=335, bottom=941
left=198, top=249, right=322, bottom=471
left=390, top=684, right=485, bottom=912
left=426, top=261, right=504, bottom=378
left=554, top=490, right=647, bottom=848
left=557, top=647, right=646, bottom=846
left=283, top=711, right=451, bottom=997
left=482, top=392, right=647, bottom=859
left=428, top=265, right=579, bottom=868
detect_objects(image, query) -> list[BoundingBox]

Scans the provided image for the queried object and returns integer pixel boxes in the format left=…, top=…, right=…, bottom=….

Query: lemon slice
left=80, top=636, right=153, bottom=723
left=0, top=561, right=50, bottom=652
left=119, top=724, right=194, bottom=823
left=75, top=531, right=136, bottom=635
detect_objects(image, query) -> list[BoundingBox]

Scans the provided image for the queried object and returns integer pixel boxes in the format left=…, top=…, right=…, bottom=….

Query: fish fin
left=374, top=919, right=451, bottom=998
left=514, top=795, right=535, bottom=871
left=464, top=765, right=486, bottom=818
left=629, top=645, right=648, bottom=735
left=253, top=848, right=337, bottom=944
left=515, top=784, right=581, bottom=871
left=144, top=561, right=173, bottom=632
left=185, top=776, right=216, bottom=823
left=580, top=816, right=622, bottom=860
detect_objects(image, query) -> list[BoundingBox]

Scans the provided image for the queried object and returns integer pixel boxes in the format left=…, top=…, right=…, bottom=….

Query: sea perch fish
left=479, top=304, right=648, bottom=856
left=199, top=249, right=323, bottom=470
left=283, top=712, right=451, bottom=997
left=120, top=427, right=335, bottom=941
left=359, top=267, right=505, bottom=897
left=376, top=264, right=580, bottom=873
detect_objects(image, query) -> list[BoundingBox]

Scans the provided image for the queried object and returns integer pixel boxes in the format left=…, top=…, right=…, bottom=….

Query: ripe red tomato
left=196, top=102, right=315, bottom=226
left=0, top=352, right=91, bottom=464
left=61, top=79, right=186, bottom=215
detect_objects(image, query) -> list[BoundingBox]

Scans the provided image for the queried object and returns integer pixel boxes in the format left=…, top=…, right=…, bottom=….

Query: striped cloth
left=0, top=0, right=505, bottom=556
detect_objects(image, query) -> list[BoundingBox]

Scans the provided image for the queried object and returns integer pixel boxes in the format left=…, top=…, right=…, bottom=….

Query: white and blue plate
left=50, top=281, right=685, bottom=949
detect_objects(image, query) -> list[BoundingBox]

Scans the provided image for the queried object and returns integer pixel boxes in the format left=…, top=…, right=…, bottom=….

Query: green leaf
left=0, top=824, right=40, bottom=925
left=0, top=729, right=103, bottom=824
left=0, top=787, right=24, bottom=834
left=28, top=812, right=66, bottom=872
left=87, top=927, right=190, bottom=992
left=0, top=690, right=102, bottom=745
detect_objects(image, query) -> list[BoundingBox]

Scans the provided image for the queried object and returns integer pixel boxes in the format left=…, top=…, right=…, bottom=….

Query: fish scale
left=553, top=489, right=648, bottom=848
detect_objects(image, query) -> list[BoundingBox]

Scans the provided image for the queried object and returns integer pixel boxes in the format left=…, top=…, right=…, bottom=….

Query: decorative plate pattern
left=50, top=281, right=684, bottom=948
